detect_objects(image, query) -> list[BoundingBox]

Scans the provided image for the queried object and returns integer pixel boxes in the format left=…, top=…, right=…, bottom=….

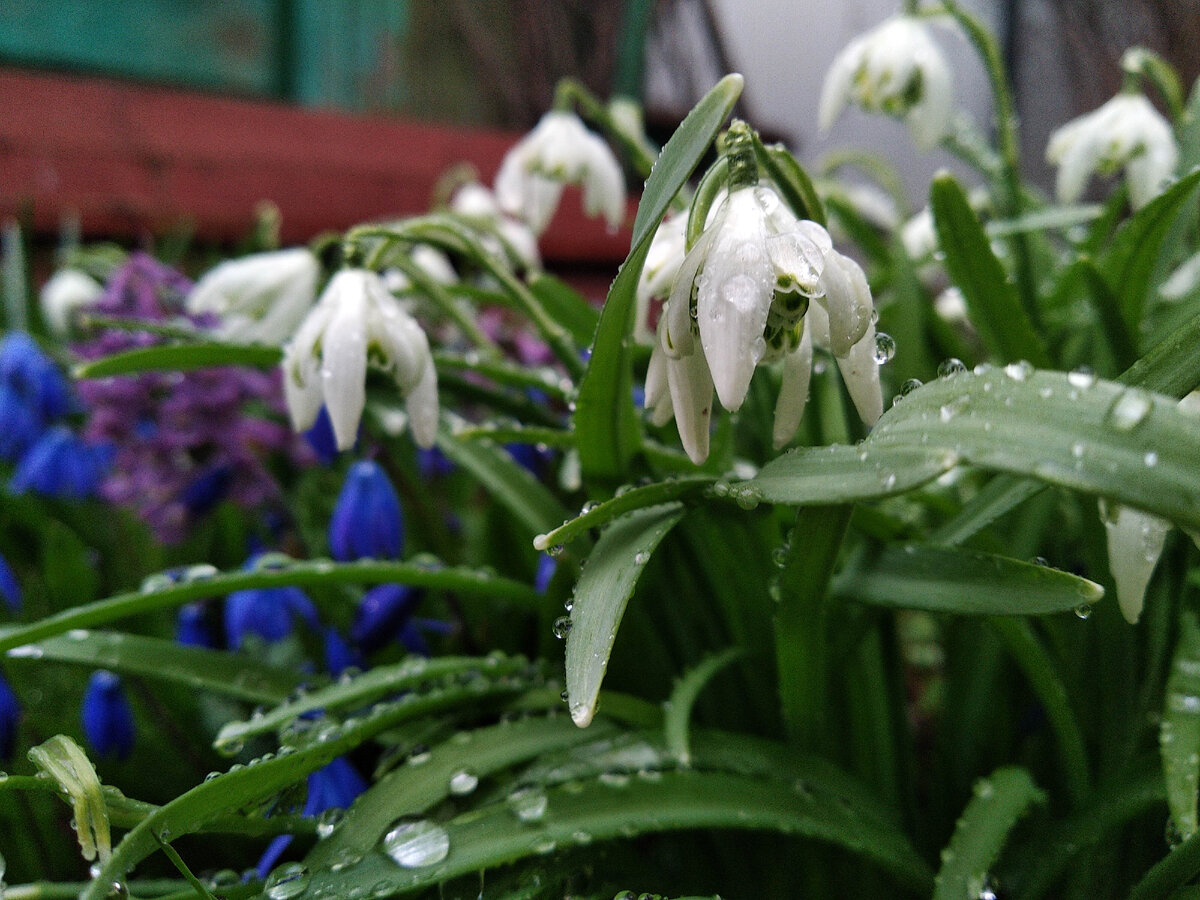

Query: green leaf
left=1163, top=609, right=1200, bottom=841
left=6, top=631, right=303, bottom=705
left=1102, top=167, right=1200, bottom=334
left=1122, top=308, right=1200, bottom=398
left=565, top=503, right=687, bottom=727
left=747, top=443, right=955, bottom=506
left=73, top=342, right=282, bottom=379
left=28, top=736, right=112, bottom=865
left=1129, top=828, right=1200, bottom=900
left=932, top=767, right=1044, bottom=900
left=433, top=351, right=571, bottom=402
left=833, top=545, right=1103, bottom=615
left=299, top=770, right=933, bottom=896
left=984, top=203, right=1103, bottom=238
left=527, top=272, right=600, bottom=347
left=435, top=420, right=570, bottom=536
left=575, top=74, right=743, bottom=481
left=930, top=173, right=1051, bottom=366
left=0, top=558, right=539, bottom=654
left=754, top=138, right=827, bottom=226
left=663, top=647, right=743, bottom=765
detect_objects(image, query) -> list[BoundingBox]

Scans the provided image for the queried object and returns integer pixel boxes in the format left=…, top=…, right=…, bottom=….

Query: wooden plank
left=0, top=68, right=632, bottom=263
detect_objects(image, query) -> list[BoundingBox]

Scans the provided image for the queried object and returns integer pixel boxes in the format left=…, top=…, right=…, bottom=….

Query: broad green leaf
left=73, top=342, right=281, bottom=379
left=533, top=475, right=714, bottom=550
left=0, top=558, right=539, bottom=654
left=748, top=443, right=954, bottom=505
left=526, top=272, right=600, bottom=347
left=1163, top=609, right=1200, bottom=841
left=436, top=420, right=570, bottom=536
left=933, top=767, right=1043, bottom=900
left=1123, top=308, right=1200, bottom=398
left=575, top=74, right=743, bottom=481
left=214, top=654, right=532, bottom=751
left=1102, top=167, right=1200, bottom=334
left=1129, top=829, right=1200, bottom=900
left=28, top=736, right=111, bottom=865
left=930, top=173, right=1051, bottom=367
left=81, top=670, right=545, bottom=900
left=299, top=770, right=933, bottom=897
left=833, top=545, right=1103, bottom=615
left=6, top=631, right=303, bottom=705
left=565, top=503, right=687, bottom=727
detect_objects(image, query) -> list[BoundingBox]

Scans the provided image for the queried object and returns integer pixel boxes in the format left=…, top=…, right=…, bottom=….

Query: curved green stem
left=555, top=77, right=657, bottom=179
left=387, top=251, right=501, bottom=353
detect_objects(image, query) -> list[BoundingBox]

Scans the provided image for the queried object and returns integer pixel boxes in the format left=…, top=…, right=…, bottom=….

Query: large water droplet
left=937, top=357, right=967, bottom=378
left=552, top=617, right=572, bottom=639
left=382, top=819, right=450, bottom=868
left=1106, top=389, right=1152, bottom=431
left=316, top=807, right=345, bottom=839
left=1067, top=367, right=1096, bottom=389
left=873, top=332, right=896, bottom=365
left=1004, top=360, right=1033, bottom=381
left=1073, top=603, right=1093, bottom=620
left=448, top=770, right=478, bottom=796
left=265, top=863, right=310, bottom=900
left=507, top=784, right=549, bottom=822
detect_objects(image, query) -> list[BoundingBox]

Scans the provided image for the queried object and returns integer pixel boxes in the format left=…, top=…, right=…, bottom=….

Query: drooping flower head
left=186, top=247, right=320, bottom=345
left=450, top=182, right=541, bottom=272
left=39, top=268, right=104, bottom=336
left=329, top=459, right=405, bottom=561
left=282, top=269, right=438, bottom=451
left=8, top=425, right=112, bottom=499
left=1046, top=92, right=1178, bottom=209
left=649, top=123, right=882, bottom=462
left=0, top=673, right=19, bottom=760
left=81, top=670, right=135, bottom=760
left=494, top=111, right=626, bottom=234
left=224, top=555, right=320, bottom=649
left=634, top=213, right=687, bottom=346
left=818, top=16, right=954, bottom=150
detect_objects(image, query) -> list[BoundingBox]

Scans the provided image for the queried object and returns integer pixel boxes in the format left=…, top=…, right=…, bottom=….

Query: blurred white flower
left=901, top=207, right=937, bottom=261
left=381, top=245, right=458, bottom=294
left=1159, top=249, right=1200, bottom=301
left=634, top=214, right=687, bottom=346
left=1046, top=93, right=1178, bottom=209
left=818, top=16, right=954, bottom=150
left=39, top=268, right=103, bottom=335
left=649, top=184, right=881, bottom=462
left=282, top=268, right=437, bottom=451
left=450, top=182, right=541, bottom=271
left=186, top=248, right=319, bottom=345
left=494, top=111, right=626, bottom=234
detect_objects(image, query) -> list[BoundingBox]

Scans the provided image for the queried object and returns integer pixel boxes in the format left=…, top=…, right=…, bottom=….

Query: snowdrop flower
left=819, top=16, right=954, bottom=150
left=187, top=247, right=319, bottom=345
left=1046, top=93, right=1178, bottom=209
left=495, top=111, right=625, bottom=234
left=381, top=245, right=457, bottom=294
left=282, top=268, right=438, bottom=451
left=1160, top=250, right=1200, bottom=301
left=450, top=182, right=541, bottom=271
left=1100, top=392, right=1200, bottom=623
left=652, top=182, right=881, bottom=462
left=634, top=214, right=687, bottom=345
left=40, top=269, right=103, bottom=335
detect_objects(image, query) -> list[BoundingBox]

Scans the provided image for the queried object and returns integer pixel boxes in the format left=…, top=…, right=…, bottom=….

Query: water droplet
left=547, top=544, right=565, bottom=558
left=1073, top=603, right=1093, bottom=620
left=599, top=770, right=630, bottom=788
left=973, top=779, right=995, bottom=799
left=1144, top=450, right=1159, bottom=467
left=873, top=332, right=896, bottom=365
left=265, top=863, right=310, bottom=900
left=382, top=819, right=450, bottom=868
left=316, top=808, right=345, bottom=839
left=407, top=745, right=431, bottom=766
left=1106, top=389, right=1152, bottom=431
left=939, top=396, right=969, bottom=422
left=1067, top=367, right=1096, bottom=389
left=937, top=357, right=967, bottom=378
left=448, top=770, right=478, bottom=795
left=633, top=550, right=651, bottom=565
left=1004, top=360, right=1033, bottom=381
left=1030, top=556, right=1048, bottom=567
left=732, top=484, right=763, bottom=510
left=507, top=784, right=549, bottom=822
left=552, top=617, right=572, bottom=639
left=900, top=378, right=923, bottom=396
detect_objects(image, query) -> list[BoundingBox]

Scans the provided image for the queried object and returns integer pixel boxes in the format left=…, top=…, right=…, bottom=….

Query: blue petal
left=329, top=461, right=403, bottom=561
left=0, top=552, right=21, bottom=613
left=0, top=673, right=20, bottom=761
left=81, top=670, right=135, bottom=760
left=351, top=583, right=419, bottom=653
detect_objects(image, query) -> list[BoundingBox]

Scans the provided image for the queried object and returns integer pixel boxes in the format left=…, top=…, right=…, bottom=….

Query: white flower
left=634, top=214, right=687, bottom=346
left=494, top=111, right=626, bottom=234
left=282, top=269, right=438, bottom=451
left=187, top=248, right=319, bottom=345
left=382, top=245, right=458, bottom=294
left=1046, top=93, right=1178, bottom=209
left=649, top=184, right=882, bottom=462
left=1161, top=250, right=1200, bottom=301
left=450, top=182, right=541, bottom=271
left=818, top=16, right=954, bottom=150
left=39, top=268, right=103, bottom=335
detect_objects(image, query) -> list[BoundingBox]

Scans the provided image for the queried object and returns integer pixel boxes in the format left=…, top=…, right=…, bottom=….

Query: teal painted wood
left=0, top=0, right=282, bottom=95
left=0, top=0, right=412, bottom=109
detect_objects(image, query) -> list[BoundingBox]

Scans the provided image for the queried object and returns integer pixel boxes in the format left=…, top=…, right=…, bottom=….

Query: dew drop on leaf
left=937, top=357, right=967, bottom=378
left=873, top=332, right=896, bottom=365
left=507, top=784, right=549, bottom=822
left=382, top=819, right=450, bottom=868
left=264, top=863, right=310, bottom=900
left=448, top=769, right=479, bottom=795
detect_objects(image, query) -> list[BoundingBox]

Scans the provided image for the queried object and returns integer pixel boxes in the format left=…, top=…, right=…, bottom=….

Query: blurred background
left=1, top=0, right=1197, bottom=249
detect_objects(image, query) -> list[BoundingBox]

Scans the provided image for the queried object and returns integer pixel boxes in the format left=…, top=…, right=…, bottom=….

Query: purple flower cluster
left=73, top=253, right=309, bottom=542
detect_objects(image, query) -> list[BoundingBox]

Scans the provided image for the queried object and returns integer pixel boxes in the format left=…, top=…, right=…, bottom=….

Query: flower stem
left=555, top=78, right=657, bottom=179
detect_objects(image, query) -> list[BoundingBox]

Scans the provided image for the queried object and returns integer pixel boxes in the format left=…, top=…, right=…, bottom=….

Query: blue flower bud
left=0, top=332, right=75, bottom=422
left=534, top=553, right=557, bottom=594
left=224, top=583, right=318, bottom=649
left=175, top=603, right=215, bottom=648
left=329, top=460, right=403, bottom=561
left=304, top=405, right=342, bottom=464
left=81, top=670, right=135, bottom=760
left=351, top=583, right=419, bottom=654
left=0, top=673, right=20, bottom=760
left=0, top=551, right=21, bottom=613
left=180, top=463, right=233, bottom=515
left=0, top=384, right=45, bottom=462
left=8, top=427, right=112, bottom=499
left=323, top=627, right=362, bottom=676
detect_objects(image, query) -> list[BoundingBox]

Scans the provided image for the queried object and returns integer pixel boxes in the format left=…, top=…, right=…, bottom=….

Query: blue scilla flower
left=176, top=603, right=216, bottom=648
left=351, top=583, right=420, bottom=654
left=324, top=627, right=363, bottom=676
left=0, top=551, right=21, bottom=613
left=534, top=553, right=557, bottom=594
left=224, top=584, right=318, bottom=649
left=0, top=673, right=20, bottom=760
left=256, top=756, right=368, bottom=878
left=329, top=460, right=403, bottom=561
left=0, top=332, right=74, bottom=422
left=81, top=670, right=135, bottom=760
left=180, top=463, right=233, bottom=516
left=8, top=427, right=113, bottom=499
left=304, top=405, right=342, bottom=465
left=0, top=384, right=46, bottom=462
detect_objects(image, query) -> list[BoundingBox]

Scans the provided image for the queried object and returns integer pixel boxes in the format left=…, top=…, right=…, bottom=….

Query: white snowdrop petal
left=666, top=349, right=714, bottom=465
left=1102, top=502, right=1171, bottom=624
left=320, top=278, right=370, bottom=450
left=404, top=358, right=440, bottom=449
left=836, top=321, right=884, bottom=426
left=773, top=324, right=813, bottom=449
